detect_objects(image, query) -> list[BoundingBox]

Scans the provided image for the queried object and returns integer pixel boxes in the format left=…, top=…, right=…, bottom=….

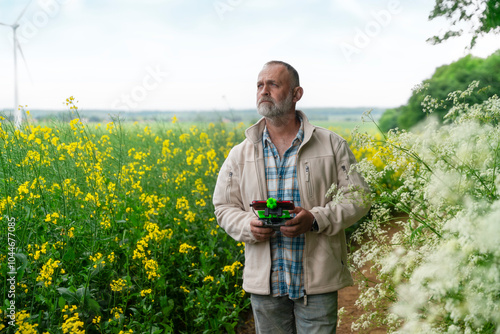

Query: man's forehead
left=257, top=64, right=289, bottom=82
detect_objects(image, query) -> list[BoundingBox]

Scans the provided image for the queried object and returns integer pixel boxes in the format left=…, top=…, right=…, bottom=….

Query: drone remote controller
left=251, top=198, right=295, bottom=231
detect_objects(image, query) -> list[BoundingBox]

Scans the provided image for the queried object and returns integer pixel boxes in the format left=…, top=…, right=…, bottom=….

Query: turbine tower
left=0, top=0, right=33, bottom=128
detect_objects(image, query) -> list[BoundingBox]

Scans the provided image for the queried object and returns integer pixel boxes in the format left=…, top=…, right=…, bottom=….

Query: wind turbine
left=0, top=0, right=33, bottom=128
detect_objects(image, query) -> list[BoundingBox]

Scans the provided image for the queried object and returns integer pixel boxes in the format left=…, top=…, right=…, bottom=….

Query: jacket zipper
left=225, top=168, right=233, bottom=203
left=303, top=162, right=310, bottom=303
left=305, top=162, right=312, bottom=197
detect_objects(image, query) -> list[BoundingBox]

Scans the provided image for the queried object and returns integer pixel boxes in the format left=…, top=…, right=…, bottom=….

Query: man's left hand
left=280, top=206, right=315, bottom=238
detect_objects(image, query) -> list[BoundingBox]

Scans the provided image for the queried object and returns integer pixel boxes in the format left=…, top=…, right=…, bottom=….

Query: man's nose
left=260, top=85, right=270, bottom=96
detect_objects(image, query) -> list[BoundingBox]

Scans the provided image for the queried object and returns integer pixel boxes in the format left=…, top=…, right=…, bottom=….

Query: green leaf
left=57, top=287, right=78, bottom=304
left=62, top=248, right=75, bottom=262
left=85, top=297, right=101, bottom=313
left=58, top=296, right=66, bottom=309
left=14, top=253, right=28, bottom=281
left=223, top=322, right=236, bottom=334
left=160, top=296, right=174, bottom=317
left=75, top=287, right=89, bottom=300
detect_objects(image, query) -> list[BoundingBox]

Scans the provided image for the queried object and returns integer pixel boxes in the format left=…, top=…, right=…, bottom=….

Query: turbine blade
left=0, top=22, right=10, bottom=26
left=16, top=38, right=34, bottom=84
left=14, top=0, right=34, bottom=25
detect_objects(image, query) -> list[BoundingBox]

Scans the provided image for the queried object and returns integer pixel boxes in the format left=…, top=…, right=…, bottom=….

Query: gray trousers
left=251, top=292, right=338, bottom=334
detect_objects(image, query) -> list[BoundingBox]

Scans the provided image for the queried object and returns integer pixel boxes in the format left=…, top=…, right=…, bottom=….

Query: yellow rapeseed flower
left=141, top=289, right=152, bottom=297
left=44, top=212, right=60, bottom=224
left=223, top=261, right=243, bottom=276
left=100, top=218, right=111, bottom=229
left=110, top=307, right=123, bottom=320
left=179, top=243, right=196, bottom=254
left=184, top=211, right=196, bottom=223
left=203, top=275, right=214, bottom=283
left=143, top=258, right=160, bottom=280
left=89, top=253, right=104, bottom=268
left=110, top=278, right=127, bottom=292
left=36, top=258, right=61, bottom=287
left=62, top=313, right=84, bottom=334
left=15, top=311, right=39, bottom=334
left=179, top=133, right=190, bottom=143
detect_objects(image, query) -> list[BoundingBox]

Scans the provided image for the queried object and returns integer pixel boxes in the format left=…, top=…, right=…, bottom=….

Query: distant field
left=308, top=119, right=379, bottom=134
left=198, top=119, right=380, bottom=136
left=8, top=106, right=385, bottom=126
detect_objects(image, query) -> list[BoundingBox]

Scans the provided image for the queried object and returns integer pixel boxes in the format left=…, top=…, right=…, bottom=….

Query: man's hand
left=250, top=219, right=275, bottom=241
left=280, top=206, right=315, bottom=238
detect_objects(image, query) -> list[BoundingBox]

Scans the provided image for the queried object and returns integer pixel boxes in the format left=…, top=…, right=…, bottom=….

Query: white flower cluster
left=347, top=83, right=500, bottom=333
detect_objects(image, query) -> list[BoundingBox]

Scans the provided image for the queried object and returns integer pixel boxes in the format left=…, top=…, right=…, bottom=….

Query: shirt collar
left=263, top=116, right=304, bottom=148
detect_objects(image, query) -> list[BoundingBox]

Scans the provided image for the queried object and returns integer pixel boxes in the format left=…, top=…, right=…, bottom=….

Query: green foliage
left=428, top=0, right=500, bottom=48
left=377, top=108, right=399, bottom=133
left=380, top=49, right=500, bottom=131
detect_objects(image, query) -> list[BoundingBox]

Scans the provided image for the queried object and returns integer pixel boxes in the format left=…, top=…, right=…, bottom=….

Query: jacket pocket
left=340, top=163, right=354, bottom=187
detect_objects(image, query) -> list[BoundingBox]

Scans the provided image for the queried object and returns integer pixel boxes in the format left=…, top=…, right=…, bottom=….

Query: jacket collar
left=245, top=110, right=315, bottom=145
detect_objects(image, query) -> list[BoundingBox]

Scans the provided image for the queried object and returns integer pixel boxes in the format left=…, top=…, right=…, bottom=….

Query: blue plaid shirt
left=263, top=119, right=305, bottom=299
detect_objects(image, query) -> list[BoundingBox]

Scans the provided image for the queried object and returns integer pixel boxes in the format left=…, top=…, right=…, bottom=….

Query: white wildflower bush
left=348, top=82, right=500, bottom=333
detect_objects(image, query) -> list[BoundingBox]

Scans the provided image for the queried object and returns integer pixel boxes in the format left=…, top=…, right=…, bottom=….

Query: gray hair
left=264, top=60, right=300, bottom=89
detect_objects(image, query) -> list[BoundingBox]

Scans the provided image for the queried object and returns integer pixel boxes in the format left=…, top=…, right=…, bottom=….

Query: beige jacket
left=212, top=111, right=371, bottom=295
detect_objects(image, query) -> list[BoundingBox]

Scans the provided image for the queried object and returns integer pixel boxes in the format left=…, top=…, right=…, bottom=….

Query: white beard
left=257, top=91, right=293, bottom=119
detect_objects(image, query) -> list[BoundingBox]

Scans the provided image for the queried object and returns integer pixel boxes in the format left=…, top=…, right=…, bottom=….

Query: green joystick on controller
left=267, top=197, right=277, bottom=210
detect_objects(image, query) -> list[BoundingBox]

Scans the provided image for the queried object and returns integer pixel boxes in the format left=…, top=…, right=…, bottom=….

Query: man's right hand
left=250, top=219, right=275, bottom=241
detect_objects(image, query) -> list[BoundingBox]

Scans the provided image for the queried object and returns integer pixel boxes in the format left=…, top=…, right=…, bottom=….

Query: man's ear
left=293, top=87, right=304, bottom=103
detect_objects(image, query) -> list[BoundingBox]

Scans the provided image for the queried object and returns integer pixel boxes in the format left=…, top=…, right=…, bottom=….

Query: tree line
left=379, top=49, right=500, bottom=132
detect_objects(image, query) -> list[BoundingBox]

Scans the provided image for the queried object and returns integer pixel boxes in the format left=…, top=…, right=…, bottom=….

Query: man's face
left=256, top=64, right=294, bottom=118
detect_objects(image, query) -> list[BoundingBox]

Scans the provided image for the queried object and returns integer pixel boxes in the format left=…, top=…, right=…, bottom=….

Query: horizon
left=0, top=105, right=386, bottom=113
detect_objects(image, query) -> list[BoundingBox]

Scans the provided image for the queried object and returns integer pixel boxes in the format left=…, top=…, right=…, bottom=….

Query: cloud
left=330, top=0, right=366, bottom=20
left=0, top=0, right=499, bottom=111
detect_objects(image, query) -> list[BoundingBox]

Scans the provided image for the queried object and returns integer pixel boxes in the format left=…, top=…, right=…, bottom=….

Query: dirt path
left=337, top=269, right=387, bottom=334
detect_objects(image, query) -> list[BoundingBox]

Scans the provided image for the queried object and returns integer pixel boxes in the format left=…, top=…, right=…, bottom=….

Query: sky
left=0, top=0, right=499, bottom=113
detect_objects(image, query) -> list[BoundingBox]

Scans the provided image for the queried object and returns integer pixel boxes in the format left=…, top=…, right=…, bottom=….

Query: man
left=213, top=61, right=371, bottom=333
